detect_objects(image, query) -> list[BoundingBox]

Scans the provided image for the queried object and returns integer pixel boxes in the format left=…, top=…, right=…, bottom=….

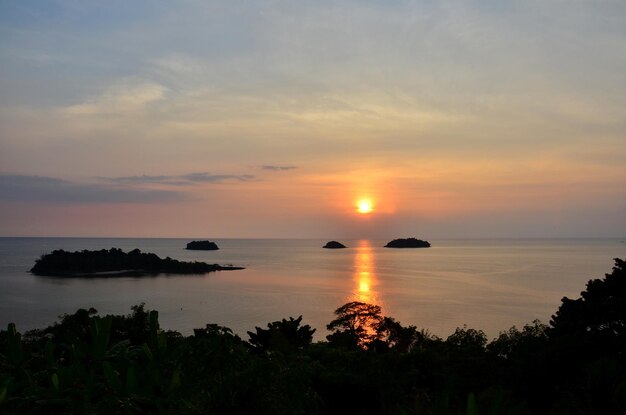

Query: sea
left=0, top=237, right=624, bottom=340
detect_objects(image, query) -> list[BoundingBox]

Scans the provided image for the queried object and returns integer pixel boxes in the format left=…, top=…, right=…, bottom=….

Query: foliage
left=185, top=240, right=219, bottom=250
left=1, top=258, right=624, bottom=414
left=30, top=248, right=233, bottom=276
left=550, top=258, right=626, bottom=358
left=543, top=258, right=626, bottom=414
left=247, top=316, right=316, bottom=355
left=384, top=238, right=431, bottom=248
left=326, top=301, right=383, bottom=348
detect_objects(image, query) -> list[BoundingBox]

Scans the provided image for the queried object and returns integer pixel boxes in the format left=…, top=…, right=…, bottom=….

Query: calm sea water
left=0, top=237, right=623, bottom=340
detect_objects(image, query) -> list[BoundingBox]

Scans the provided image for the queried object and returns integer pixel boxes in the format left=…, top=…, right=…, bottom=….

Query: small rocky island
left=186, top=240, right=219, bottom=250
left=323, top=241, right=347, bottom=249
left=384, top=238, right=431, bottom=248
left=30, top=248, right=242, bottom=277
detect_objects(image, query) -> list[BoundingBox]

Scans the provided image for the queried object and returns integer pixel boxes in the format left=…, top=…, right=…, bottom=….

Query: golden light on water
left=359, top=272, right=371, bottom=292
left=352, top=241, right=380, bottom=305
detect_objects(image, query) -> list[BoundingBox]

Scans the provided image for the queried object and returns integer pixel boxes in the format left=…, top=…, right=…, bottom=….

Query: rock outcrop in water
left=30, top=248, right=242, bottom=277
left=384, top=238, right=431, bottom=248
left=186, top=240, right=219, bottom=250
left=323, top=241, right=347, bottom=249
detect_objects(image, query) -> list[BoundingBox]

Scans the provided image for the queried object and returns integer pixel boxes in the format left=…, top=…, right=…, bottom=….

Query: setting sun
left=356, top=199, right=374, bottom=214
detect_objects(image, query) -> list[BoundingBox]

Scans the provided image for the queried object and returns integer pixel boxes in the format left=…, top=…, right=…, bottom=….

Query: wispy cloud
left=182, top=172, right=255, bottom=183
left=103, top=172, right=255, bottom=186
left=63, top=80, right=167, bottom=116
left=261, top=165, right=298, bottom=171
left=0, top=174, right=186, bottom=204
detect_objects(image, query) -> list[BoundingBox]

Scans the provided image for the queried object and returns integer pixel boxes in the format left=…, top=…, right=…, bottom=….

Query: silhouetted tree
left=326, top=302, right=382, bottom=349
left=373, top=316, right=431, bottom=353
left=488, top=320, right=548, bottom=360
left=441, top=326, right=490, bottom=396
left=247, top=316, right=315, bottom=354
left=109, top=303, right=152, bottom=345
left=40, top=306, right=99, bottom=344
left=487, top=320, right=550, bottom=411
left=541, top=258, right=626, bottom=414
left=446, top=326, right=487, bottom=350
left=550, top=258, right=626, bottom=360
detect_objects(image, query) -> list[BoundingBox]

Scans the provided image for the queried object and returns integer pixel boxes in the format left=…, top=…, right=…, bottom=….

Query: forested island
left=30, top=248, right=242, bottom=277
left=323, top=241, right=347, bottom=249
left=385, top=237, right=431, bottom=248
left=185, top=240, right=219, bottom=250
left=3, top=258, right=624, bottom=414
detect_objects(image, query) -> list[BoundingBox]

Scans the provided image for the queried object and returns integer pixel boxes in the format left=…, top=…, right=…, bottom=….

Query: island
left=30, top=248, right=243, bottom=277
left=186, top=240, right=219, bottom=250
left=323, top=241, right=347, bottom=249
left=384, top=238, right=431, bottom=248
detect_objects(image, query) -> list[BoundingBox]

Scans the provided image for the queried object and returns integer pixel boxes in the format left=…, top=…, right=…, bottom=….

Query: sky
left=1, top=0, right=625, bottom=238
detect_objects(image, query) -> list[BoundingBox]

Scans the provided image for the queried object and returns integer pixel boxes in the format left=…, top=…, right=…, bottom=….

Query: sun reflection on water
left=359, top=273, right=370, bottom=292
left=352, top=240, right=381, bottom=305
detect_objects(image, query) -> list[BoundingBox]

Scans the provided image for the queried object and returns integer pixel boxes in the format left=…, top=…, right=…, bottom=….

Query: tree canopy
left=2, top=258, right=625, bottom=414
left=550, top=258, right=626, bottom=360
left=247, top=316, right=315, bottom=354
left=326, top=301, right=383, bottom=348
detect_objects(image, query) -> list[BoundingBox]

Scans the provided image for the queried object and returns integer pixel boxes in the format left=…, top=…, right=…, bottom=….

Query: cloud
left=261, top=165, right=298, bottom=171
left=104, top=172, right=255, bottom=185
left=182, top=172, right=255, bottom=183
left=0, top=174, right=186, bottom=204
left=63, top=80, right=167, bottom=116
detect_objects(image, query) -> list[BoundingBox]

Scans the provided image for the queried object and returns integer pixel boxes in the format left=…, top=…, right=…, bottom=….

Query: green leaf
left=467, top=392, right=478, bottom=415
left=169, top=368, right=182, bottom=393
left=125, top=366, right=137, bottom=393
left=103, top=361, right=122, bottom=391
left=44, top=340, right=55, bottom=364
left=142, top=343, right=154, bottom=361
left=51, top=373, right=59, bottom=392
left=90, top=316, right=112, bottom=360
left=7, top=323, right=23, bottom=365
left=149, top=310, right=160, bottom=352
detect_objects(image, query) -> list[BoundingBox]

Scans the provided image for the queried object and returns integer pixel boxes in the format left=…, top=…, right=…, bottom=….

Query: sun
left=356, top=199, right=374, bottom=214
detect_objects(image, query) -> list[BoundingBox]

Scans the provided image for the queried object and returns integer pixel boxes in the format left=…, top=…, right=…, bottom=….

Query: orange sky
left=1, top=1, right=625, bottom=238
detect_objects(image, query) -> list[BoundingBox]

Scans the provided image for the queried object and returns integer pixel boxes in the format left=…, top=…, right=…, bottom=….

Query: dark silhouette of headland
left=384, top=237, right=431, bottom=248
left=323, top=241, right=347, bottom=249
left=30, top=248, right=242, bottom=277
left=185, top=240, right=219, bottom=250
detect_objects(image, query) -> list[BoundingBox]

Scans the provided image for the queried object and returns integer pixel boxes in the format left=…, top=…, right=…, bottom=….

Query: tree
left=374, top=317, right=428, bottom=353
left=487, top=320, right=548, bottom=360
left=446, top=325, right=487, bottom=353
left=550, top=258, right=626, bottom=359
left=247, top=316, right=315, bottom=354
left=544, top=258, right=626, bottom=414
left=326, top=302, right=383, bottom=349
